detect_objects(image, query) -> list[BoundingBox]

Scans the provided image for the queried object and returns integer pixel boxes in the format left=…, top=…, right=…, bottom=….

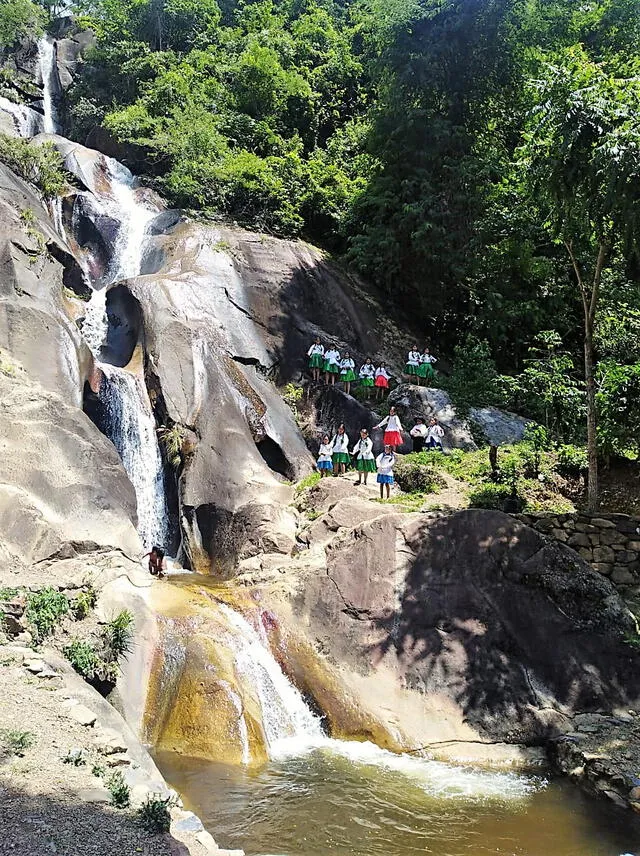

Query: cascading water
left=0, top=96, right=41, bottom=137
left=98, top=364, right=169, bottom=549
left=37, top=36, right=60, bottom=135
left=104, top=157, right=156, bottom=282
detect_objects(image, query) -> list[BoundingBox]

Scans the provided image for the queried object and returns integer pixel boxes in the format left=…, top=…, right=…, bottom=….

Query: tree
left=519, top=47, right=640, bottom=509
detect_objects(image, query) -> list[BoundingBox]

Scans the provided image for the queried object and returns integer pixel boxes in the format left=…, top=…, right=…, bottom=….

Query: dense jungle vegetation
left=2, top=0, right=640, bottom=506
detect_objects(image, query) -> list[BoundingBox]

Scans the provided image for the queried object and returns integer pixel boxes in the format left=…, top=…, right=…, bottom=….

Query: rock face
left=389, top=385, right=530, bottom=450
left=279, top=495, right=640, bottom=750
left=0, top=360, right=139, bottom=566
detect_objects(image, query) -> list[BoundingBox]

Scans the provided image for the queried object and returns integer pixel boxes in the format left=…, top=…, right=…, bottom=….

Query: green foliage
left=596, top=360, right=640, bottom=457
left=0, top=0, right=44, bottom=49
left=295, top=470, right=320, bottom=494
left=283, top=382, right=304, bottom=424
left=0, top=586, right=19, bottom=601
left=137, top=794, right=173, bottom=833
left=0, top=135, right=67, bottom=198
left=556, top=444, right=588, bottom=479
left=63, top=639, right=103, bottom=680
left=106, top=770, right=131, bottom=808
left=63, top=749, right=86, bottom=766
left=158, top=423, right=186, bottom=468
left=102, top=610, right=134, bottom=660
left=72, top=584, right=98, bottom=620
left=393, top=456, right=446, bottom=495
left=25, top=587, right=69, bottom=642
left=446, top=336, right=507, bottom=413
left=468, top=482, right=513, bottom=511
left=1, top=729, right=34, bottom=756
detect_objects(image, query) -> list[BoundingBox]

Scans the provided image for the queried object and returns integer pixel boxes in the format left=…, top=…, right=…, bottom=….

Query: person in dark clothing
left=410, top=417, right=428, bottom=453
left=144, top=545, right=165, bottom=577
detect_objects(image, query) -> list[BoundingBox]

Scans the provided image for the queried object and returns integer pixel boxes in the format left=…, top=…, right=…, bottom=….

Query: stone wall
left=516, top=512, right=640, bottom=589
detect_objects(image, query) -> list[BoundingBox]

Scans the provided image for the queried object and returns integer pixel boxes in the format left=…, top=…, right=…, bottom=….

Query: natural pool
left=156, top=740, right=640, bottom=856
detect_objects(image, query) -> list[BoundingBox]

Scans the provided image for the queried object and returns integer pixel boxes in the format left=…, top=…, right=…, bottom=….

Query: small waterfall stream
left=37, top=36, right=60, bottom=134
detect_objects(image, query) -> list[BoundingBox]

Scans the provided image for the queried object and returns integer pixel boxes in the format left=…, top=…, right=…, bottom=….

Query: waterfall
left=37, top=36, right=59, bottom=135
left=82, top=288, right=109, bottom=358
left=218, top=603, right=325, bottom=755
left=0, top=96, right=41, bottom=137
left=50, top=197, right=65, bottom=240
left=104, top=157, right=156, bottom=282
left=99, top=364, right=170, bottom=550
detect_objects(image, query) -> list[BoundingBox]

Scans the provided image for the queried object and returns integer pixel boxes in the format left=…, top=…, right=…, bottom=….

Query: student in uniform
left=404, top=345, right=421, bottom=380
left=340, top=351, right=356, bottom=396
left=418, top=348, right=438, bottom=385
left=324, top=345, right=341, bottom=385
left=317, top=434, right=334, bottom=477
left=375, top=406, right=404, bottom=450
left=331, top=423, right=350, bottom=476
left=358, top=358, right=376, bottom=392
left=307, top=337, right=325, bottom=382
left=351, top=428, right=376, bottom=486
left=425, top=417, right=445, bottom=451
left=374, top=364, right=391, bottom=401
left=376, top=445, right=396, bottom=499
left=409, top=417, right=428, bottom=453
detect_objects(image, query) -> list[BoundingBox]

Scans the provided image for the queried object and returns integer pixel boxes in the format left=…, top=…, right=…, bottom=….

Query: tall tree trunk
left=584, top=317, right=598, bottom=511
left=565, top=240, right=607, bottom=512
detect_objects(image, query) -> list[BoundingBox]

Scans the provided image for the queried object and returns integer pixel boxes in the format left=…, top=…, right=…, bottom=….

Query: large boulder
left=0, top=358, right=139, bottom=566
left=280, top=508, right=640, bottom=753
left=389, top=384, right=530, bottom=450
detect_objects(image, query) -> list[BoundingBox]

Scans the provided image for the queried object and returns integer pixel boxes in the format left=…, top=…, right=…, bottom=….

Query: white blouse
left=317, top=442, right=333, bottom=462
left=375, top=367, right=390, bottom=380
left=407, top=351, right=421, bottom=366
left=340, top=358, right=355, bottom=373
left=332, top=432, right=350, bottom=453
left=325, top=348, right=340, bottom=364
left=359, top=363, right=375, bottom=378
left=427, top=424, right=445, bottom=440
left=376, top=453, right=395, bottom=476
left=308, top=343, right=324, bottom=356
left=410, top=423, right=428, bottom=438
left=351, top=436, right=374, bottom=460
left=421, top=353, right=437, bottom=364
left=376, top=413, right=403, bottom=433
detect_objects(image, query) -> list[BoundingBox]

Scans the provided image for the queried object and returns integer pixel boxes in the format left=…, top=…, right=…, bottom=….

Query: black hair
left=152, top=545, right=165, bottom=559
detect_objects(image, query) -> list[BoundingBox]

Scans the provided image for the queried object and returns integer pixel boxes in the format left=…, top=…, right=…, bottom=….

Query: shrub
left=446, top=335, right=507, bottom=413
left=0, top=134, right=68, bottom=198
left=1, top=729, right=34, bottom=756
left=73, top=585, right=97, bottom=620
left=394, top=456, right=446, bottom=494
left=283, top=382, right=304, bottom=424
left=468, top=483, right=514, bottom=510
left=64, top=639, right=102, bottom=680
left=137, top=795, right=173, bottom=833
left=556, top=444, right=588, bottom=478
left=295, top=471, right=321, bottom=494
left=106, top=771, right=131, bottom=808
left=158, top=424, right=186, bottom=468
left=102, top=610, right=134, bottom=660
left=25, top=587, right=69, bottom=642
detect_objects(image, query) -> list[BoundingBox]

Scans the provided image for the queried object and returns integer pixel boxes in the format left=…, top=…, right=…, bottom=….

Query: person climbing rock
left=376, top=445, right=396, bottom=499
left=418, top=347, right=437, bottom=385
left=307, top=337, right=325, bottom=382
left=374, top=363, right=391, bottom=400
left=425, top=417, right=445, bottom=451
left=324, top=345, right=341, bottom=385
left=375, top=406, right=404, bottom=450
left=331, top=423, right=350, bottom=476
left=144, top=545, right=165, bottom=577
left=358, top=358, right=375, bottom=392
left=410, top=417, right=428, bottom=453
left=351, top=428, right=376, bottom=485
left=317, top=434, right=334, bottom=477
left=339, top=351, right=356, bottom=395
left=404, top=345, right=421, bottom=380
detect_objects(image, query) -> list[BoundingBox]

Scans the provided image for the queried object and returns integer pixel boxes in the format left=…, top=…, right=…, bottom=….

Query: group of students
left=307, top=339, right=438, bottom=396
left=317, top=411, right=445, bottom=498
left=307, top=339, right=391, bottom=399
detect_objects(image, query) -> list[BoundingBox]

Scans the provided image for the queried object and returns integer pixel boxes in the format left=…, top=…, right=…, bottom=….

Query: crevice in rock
left=256, top=435, right=294, bottom=480
left=48, top=241, right=91, bottom=298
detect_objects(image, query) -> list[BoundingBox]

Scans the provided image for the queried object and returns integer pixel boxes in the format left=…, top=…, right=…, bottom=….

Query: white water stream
left=37, top=36, right=59, bottom=134
left=216, top=603, right=538, bottom=801
left=0, top=96, right=41, bottom=136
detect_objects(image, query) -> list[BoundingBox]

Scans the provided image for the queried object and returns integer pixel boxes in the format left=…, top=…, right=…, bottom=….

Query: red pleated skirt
left=374, top=376, right=389, bottom=388
left=383, top=430, right=403, bottom=447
